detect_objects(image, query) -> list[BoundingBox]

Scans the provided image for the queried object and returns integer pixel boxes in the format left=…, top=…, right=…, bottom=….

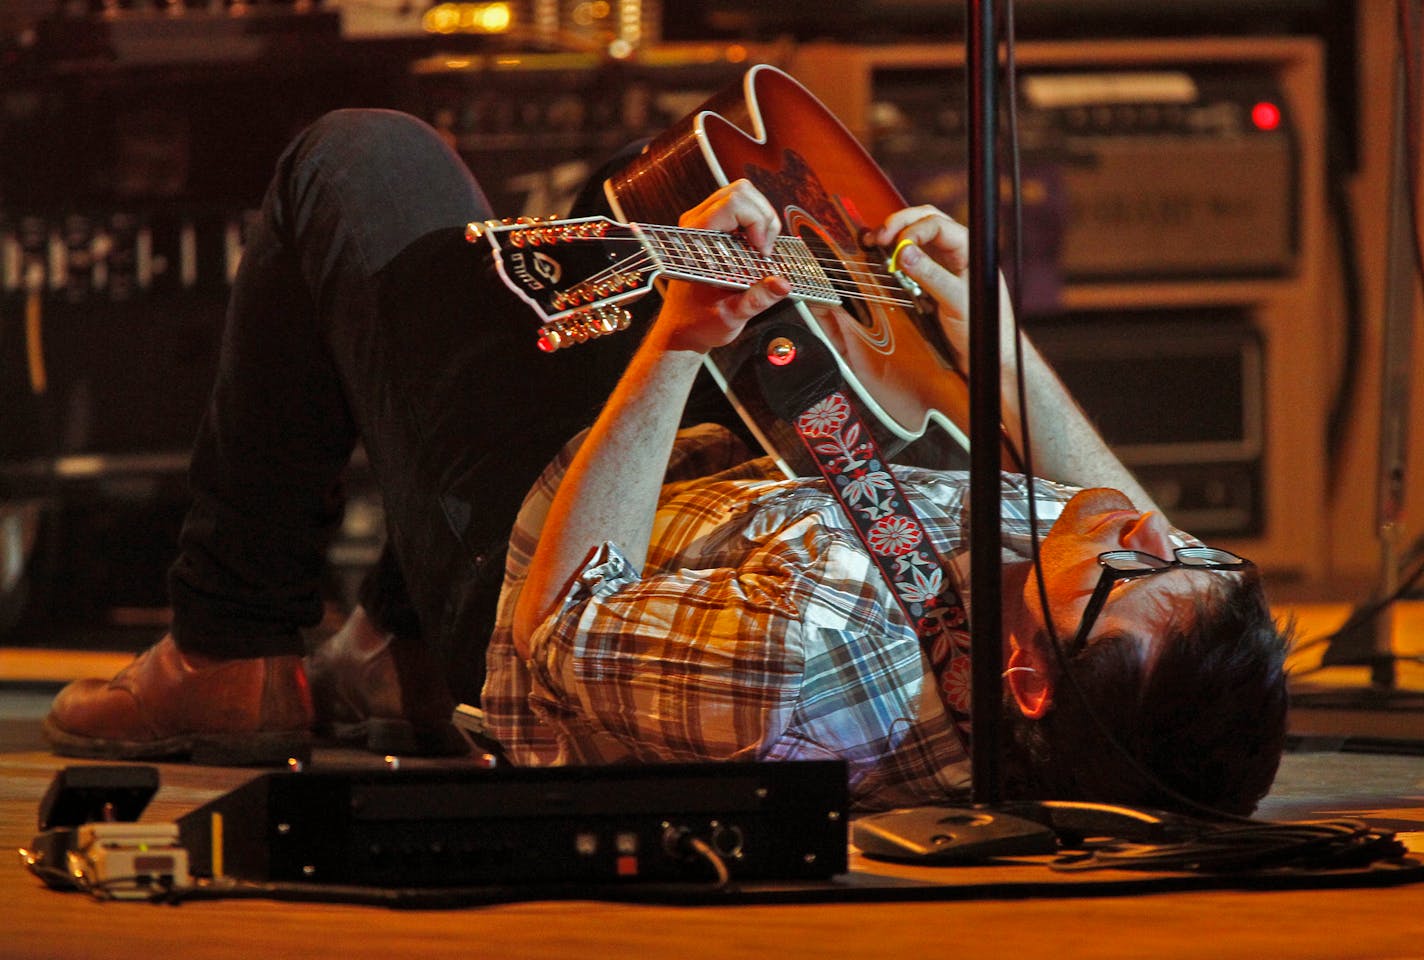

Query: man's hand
left=873, top=205, right=1018, bottom=366
left=654, top=179, right=792, bottom=354
left=512, top=179, right=791, bottom=655
left=874, top=205, right=1162, bottom=515
left=875, top=204, right=970, bottom=276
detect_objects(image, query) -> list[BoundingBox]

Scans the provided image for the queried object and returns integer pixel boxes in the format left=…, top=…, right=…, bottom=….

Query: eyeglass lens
left=1101, top=548, right=1245, bottom=572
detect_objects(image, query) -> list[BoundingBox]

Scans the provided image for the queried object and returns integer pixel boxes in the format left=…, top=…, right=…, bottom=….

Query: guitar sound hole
left=799, top=229, right=876, bottom=331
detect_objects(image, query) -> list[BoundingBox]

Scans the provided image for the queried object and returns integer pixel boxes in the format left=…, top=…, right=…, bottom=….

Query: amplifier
left=866, top=62, right=1299, bottom=284
left=412, top=50, right=765, bottom=218
left=1029, top=309, right=1264, bottom=537
left=176, top=761, right=849, bottom=887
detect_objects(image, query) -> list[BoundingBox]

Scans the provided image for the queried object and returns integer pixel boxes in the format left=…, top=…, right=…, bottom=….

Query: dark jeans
left=166, top=109, right=736, bottom=704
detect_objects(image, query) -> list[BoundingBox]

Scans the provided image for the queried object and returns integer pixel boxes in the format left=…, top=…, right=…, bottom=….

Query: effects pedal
left=69, top=822, right=191, bottom=899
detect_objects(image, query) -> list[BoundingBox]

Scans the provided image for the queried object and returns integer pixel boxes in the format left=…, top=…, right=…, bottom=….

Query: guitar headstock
left=466, top=215, right=655, bottom=352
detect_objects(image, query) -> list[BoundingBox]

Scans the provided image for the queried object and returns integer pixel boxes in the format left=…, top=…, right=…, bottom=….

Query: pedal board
left=176, top=761, right=848, bottom=887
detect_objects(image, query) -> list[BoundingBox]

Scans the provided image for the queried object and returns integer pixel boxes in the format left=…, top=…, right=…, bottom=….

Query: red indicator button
left=1251, top=101, right=1282, bottom=131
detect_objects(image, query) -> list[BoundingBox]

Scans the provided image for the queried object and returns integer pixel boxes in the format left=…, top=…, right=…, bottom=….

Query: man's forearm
left=511, top=334, right=702, bottom=657
left=884, top=231, right=1162, bottom=516
left=1004, top=331, right=1161, bottom=513
left=509, top=180, right=791, bottom=658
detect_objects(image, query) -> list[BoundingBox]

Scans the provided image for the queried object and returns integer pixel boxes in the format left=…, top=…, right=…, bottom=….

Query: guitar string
left=518, top=222, right=885, bottom=277
left=573, top=250, right=920, bottom=311
left=635, top=241, right=920, bottom=300
left=540, top=237, right=922, bottom=312
left=586, top=233, right=920, bottom=290
left=597, top=250, right=905, bottom=290
left=580, top=256, right=920, bottom=313
left=521, top=222, right=908, bottom=287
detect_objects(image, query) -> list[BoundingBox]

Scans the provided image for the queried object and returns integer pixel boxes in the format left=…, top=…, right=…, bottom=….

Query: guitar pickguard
left=743, top=149, right=859, bottom=254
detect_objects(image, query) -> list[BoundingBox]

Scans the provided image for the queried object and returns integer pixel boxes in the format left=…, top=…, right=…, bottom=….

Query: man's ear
left=1006, top=644, right=1055, bottom=719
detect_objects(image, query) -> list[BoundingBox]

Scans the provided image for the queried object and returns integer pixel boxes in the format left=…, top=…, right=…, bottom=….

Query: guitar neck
left=635, top=223, right=842, bottom=305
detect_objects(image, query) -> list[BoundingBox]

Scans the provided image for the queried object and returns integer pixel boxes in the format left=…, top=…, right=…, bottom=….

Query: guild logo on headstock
left=509, top=250, right=563, bottom=291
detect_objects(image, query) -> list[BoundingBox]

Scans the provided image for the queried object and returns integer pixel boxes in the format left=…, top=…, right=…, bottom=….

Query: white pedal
left=70, top=822, right=190, bottom=898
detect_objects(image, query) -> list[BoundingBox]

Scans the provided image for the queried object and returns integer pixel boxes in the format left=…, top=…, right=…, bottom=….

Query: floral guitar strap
left=751, top=318, right=974, bottom=749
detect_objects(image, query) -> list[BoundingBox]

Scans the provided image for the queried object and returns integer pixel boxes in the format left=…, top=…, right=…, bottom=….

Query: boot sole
left=42, top=716, right=312, bottom=767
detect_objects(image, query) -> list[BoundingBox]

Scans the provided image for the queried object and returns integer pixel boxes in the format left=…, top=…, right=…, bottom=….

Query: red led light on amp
left=1251, top=101, right=1282, bottom=131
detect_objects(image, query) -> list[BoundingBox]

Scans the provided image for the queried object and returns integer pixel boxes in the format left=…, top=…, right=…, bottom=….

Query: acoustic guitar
left=469, top=64, right=1002, bottom=477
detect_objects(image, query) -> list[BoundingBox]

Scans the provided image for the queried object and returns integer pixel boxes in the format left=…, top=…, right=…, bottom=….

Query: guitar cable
left=996, top=0, right=1252, bottom=829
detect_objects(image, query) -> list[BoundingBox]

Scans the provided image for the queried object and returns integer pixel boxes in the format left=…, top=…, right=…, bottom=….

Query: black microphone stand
left=861, top=3, right=1226, bottom=853
left=966, top=0, right=1005, bottom=805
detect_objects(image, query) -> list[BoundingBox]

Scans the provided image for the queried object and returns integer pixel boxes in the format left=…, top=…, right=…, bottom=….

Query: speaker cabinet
left=1031, top=310, right=1264, bottom=538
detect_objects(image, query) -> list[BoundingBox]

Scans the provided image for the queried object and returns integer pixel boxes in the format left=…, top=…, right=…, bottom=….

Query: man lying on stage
left=41, top=100, right=1290, bottom=816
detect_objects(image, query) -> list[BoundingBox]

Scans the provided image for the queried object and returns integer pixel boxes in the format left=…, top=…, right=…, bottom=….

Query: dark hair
left=1000, top=570, right=1291, bottom=817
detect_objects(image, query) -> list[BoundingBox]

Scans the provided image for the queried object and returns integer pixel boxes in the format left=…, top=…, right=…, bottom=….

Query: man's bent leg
left=45, top=110, right=494, bottom=762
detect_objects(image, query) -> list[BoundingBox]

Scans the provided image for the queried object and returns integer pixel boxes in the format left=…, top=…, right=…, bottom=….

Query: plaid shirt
left=482, top=423, right=1085, bottom=810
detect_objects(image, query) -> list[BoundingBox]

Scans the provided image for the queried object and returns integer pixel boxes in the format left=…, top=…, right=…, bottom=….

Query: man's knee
left=291, top=108, right=454, bottom=175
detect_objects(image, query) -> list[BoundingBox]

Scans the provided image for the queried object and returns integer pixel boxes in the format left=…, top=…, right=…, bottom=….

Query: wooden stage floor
left=3, top=602, right=1424, bottom=960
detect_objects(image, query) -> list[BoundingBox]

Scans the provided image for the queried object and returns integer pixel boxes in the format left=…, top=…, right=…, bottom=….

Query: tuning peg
left=464, top=220, right=502, bottom=242
left=536, top=326, right=564, bottom=353
left=593, top=306, right=632, bottom=334
left=534, top=306, right=633, bottom=353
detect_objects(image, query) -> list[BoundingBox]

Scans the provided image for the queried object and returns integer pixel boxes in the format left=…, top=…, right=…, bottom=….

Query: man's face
left=1022, top=488, right=1229, bottom=672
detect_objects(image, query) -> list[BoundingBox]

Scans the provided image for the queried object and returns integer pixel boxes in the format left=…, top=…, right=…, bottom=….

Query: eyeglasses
left=1066, top=547, right=1254, bottom=655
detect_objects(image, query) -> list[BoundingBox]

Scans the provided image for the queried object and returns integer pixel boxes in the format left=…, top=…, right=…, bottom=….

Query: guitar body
left=605, top=64, right=979, bottom=476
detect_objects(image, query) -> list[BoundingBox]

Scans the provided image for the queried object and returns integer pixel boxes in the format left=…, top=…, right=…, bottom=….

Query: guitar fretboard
left=637, top=224, right=842, bottom=306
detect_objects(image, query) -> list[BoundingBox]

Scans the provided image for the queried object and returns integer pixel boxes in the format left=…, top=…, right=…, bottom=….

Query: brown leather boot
left=43, top=634, right=313, bottom=766
left=306, top=605, right=463, bottom=756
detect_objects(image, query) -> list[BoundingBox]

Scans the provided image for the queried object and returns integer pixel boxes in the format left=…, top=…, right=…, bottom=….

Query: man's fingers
left=679, top=179, right=781, bottom=255
left=726, top=275, right=792, bottom=321
left=657, top=183, right=790, bottom=354
left=893, top=242, right=968, bottom=322
left=708, top=274, right=792, bottom=331
left=877, top=207, right=969, bottom=273
left=877, top=205, right=943, bottom=241
left=659, top=274, right=790, bottom=353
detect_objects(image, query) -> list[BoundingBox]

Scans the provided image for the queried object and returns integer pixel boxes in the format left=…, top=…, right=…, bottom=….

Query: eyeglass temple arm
left=1067, top=568, right=1119, bottom=654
